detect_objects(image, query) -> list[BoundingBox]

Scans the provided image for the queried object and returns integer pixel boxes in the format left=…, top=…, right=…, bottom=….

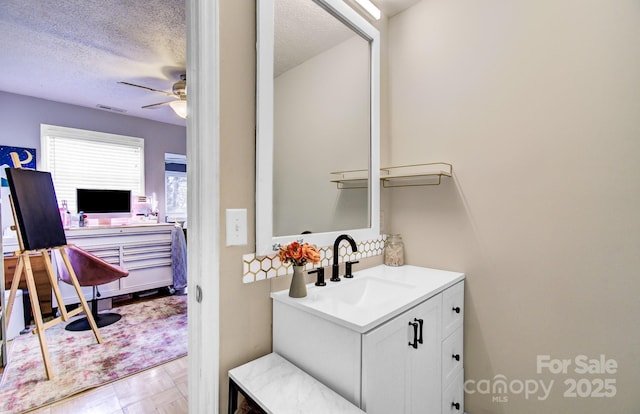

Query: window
left=41, top=124, right=144, bottom=214
left=165, top=153, right=187, bottom=222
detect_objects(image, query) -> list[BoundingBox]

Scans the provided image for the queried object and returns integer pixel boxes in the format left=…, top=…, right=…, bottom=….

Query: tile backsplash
left=242, top=235, right=385, bottom=283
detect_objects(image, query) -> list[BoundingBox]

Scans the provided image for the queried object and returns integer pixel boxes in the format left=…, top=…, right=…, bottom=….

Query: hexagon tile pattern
left=242, top=235, right=386, bottom=283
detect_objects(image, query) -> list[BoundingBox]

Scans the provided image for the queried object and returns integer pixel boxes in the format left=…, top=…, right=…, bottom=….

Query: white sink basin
left=314, top=276, right=415, bottom=308
left=271, top=265, right=465, bottom=332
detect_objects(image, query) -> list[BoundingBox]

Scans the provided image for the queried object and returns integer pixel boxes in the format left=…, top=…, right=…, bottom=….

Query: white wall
left=387, top=0, right=640, bottom=412
left=274, top=35, right=370, bottom=236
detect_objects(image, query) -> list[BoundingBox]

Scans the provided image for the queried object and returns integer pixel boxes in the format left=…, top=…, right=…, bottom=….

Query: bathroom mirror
left=256, top=0, right=380, bottom=255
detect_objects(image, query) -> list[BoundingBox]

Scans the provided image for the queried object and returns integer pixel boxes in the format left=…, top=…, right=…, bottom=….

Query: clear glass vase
left=384, top=234, right=405, bottom=266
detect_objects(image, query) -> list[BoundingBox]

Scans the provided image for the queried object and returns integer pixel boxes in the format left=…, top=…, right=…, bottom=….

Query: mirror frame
left=256, top=0, right=380, bottom=256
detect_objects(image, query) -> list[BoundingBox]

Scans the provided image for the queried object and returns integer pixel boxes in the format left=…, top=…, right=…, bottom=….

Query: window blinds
left=40, top=124, right=144, bottom=214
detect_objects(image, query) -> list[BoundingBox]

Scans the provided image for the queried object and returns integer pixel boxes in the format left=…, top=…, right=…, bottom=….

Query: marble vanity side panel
left=229, top=353, right=365, bottom=414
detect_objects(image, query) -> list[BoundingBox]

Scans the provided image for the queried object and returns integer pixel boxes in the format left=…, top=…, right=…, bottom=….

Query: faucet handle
left=309, top=267, right=326, bottom=286
left=344, top=260, right=359, bottom=278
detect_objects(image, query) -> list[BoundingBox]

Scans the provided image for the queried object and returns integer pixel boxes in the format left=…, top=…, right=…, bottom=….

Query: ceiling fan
left=118, top=74, right=187, bottom=118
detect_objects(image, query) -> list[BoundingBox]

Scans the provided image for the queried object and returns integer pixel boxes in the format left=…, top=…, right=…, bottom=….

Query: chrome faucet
left=331, top=234, right=358, bottom=282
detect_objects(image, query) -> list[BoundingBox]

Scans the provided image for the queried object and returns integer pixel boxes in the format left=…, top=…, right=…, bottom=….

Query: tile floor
left=29, top=356, right=188, bottom=414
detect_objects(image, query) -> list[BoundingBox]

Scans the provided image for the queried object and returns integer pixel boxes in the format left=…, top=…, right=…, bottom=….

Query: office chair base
left=65, top=312, right=122, bottom=331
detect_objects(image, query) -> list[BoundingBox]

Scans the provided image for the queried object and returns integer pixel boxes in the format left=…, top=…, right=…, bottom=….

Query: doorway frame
left=187, top=0, right=220, bottom=412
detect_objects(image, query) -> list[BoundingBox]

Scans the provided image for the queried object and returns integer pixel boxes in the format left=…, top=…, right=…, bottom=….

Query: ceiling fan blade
left=118, top=81, right=175, bottom=97
left=142, top=100, right=176, bottom=109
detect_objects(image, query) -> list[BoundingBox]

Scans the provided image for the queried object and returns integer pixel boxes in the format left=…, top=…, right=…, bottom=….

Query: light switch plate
left=226, top=208, right=247, bottom=246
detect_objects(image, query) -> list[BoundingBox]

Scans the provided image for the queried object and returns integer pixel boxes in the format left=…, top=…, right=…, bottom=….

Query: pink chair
left=55, top=245, right=129, bottom=331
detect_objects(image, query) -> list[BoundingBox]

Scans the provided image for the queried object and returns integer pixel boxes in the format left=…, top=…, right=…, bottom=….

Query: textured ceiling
left=0, top=0, right=186, bottom=126
left=275, top=0, right=355, bottom=77
left=0, top=0, right=420, bottom=127
left=276, top=0, right=422, bottom=77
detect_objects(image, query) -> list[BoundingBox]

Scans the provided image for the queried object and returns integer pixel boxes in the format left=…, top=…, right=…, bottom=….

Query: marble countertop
left=229, top=353, right=365, bottom=414
left=271, top=264, right=465, bottom=333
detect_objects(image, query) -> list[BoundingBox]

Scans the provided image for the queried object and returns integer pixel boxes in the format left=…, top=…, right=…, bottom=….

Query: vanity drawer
left=442, top=369, right=464, bottom=414
left=442, top=281, right=464, bottom=338
left=442, top=327, right=463, bottom=386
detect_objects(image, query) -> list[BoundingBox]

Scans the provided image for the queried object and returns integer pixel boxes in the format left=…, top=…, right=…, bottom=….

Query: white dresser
left=1, top=224, right=175, bottom=306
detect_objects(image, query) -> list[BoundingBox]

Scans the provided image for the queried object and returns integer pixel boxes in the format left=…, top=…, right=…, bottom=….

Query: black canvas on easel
left=5, top=167, right=67, bottom=250
left=4, top=167, right=103, bottom=381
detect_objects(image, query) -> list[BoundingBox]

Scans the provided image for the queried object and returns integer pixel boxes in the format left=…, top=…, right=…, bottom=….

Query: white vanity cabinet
left=361, top=294, right=442, bottom=413
left=441, top=280, right=465, bottom=413
left=272, top=265, right=464, bottom=414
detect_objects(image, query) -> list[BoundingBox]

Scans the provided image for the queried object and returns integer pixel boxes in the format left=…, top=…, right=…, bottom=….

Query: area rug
left=0, top=294, right=187, bottom=413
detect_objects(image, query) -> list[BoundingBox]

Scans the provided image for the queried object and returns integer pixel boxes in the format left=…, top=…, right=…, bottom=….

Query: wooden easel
left=4, top=196, right=103, bottom=380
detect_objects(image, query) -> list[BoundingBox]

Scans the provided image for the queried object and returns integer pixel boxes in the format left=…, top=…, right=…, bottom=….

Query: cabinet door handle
left=408, top=321, right=419, bottom=349
left=414, top=318, right=423, bottom=344
left=452, top=354, right=460, bottom=361
left=452, top=402, right=460, bottom=410
left=452, top=306, right=461, bottom=314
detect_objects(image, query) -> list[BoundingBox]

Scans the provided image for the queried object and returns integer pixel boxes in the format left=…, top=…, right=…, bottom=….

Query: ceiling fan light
left=169, top=100, right=187, bottom=118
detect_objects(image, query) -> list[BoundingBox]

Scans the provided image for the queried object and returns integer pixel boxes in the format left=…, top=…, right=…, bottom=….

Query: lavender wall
left=0, top=91, right=186, bottom=221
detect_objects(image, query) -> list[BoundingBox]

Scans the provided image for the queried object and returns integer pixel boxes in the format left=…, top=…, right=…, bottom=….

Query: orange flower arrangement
left=278, top=241, right=321, bottom=266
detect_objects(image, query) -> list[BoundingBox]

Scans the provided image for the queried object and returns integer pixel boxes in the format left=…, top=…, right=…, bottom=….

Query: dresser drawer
left=442, top=327, right=463, bottom=386
left=442, top=369, right=464, bottom=414
left=442, top=281, right=464, bottom=338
